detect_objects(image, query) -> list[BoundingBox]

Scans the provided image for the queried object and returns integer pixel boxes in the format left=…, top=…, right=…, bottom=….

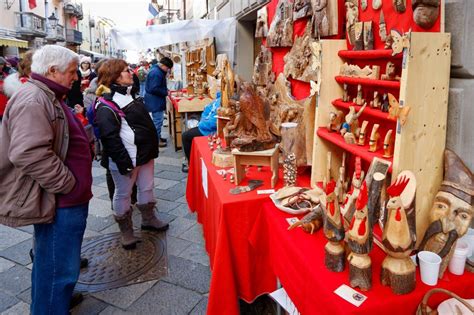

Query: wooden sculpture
left=368, top=124, right=380, bottom=152
left=379, top=11, right=388, bottom=44
left=294, top=0, right=312, bottom=20
left=383, top=130, right=394, bottom=158
left=373, top=0, right=382, bottom=10
left=381, top=62, right=400, bottom=81
left=340, top=63, right=379, bottom=79
left=361, top=0, right=368, bottom=11
left=323, top=181, right=346, bottom=272
left=354, top=22, right=364, bottom=51
left=381, top=93, right=389, bottom=112
left=288, top=205, right=323, bottom=234
left=230, top=82, right=279, bottom=152
left=340, top=104, right=367, bottom=144
left=390, top=30, right=410, bottom=56
left=363, top=21, right=374, bottom=50
left=357, top=120, right=369, bottom=146
left=252, top=46, right=274, bottom=87
left=255, top=7, right=269, bottom=38
left=393, top=0, right=406, bottom=13
left=412, top=0, right=440, bottom=29
left=267, top=0, right=294, bottom=47
left=388, top=93, right=411, bottom=125
left=283, top=24, right=318, bottom=83
left=342, top=157, right=365, bottom=226
left=370, top=91, right=380, bottom=109
left=347, top=182, right=373, bottom=291
left=418, top=150, right=474, bottom=278
left=343, top=83, right=349, bottom=102
left=345, top=0, right=359, bottom=46
left=381, top=171, right=417, bottom=295
left=335, top=153, right=349, bottom=204
left=328, top=110, right=344, bottom=132
left=353, top=84, right=365, bottom=105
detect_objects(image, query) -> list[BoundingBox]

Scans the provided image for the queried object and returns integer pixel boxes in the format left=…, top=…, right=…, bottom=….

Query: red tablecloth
left=250, top=202, right=474, bottom=315
left=186, top=136, right=312, bottom=315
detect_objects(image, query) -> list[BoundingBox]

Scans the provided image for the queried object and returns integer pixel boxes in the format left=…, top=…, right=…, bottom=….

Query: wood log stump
left=325, top=242, right=345, bottom=272
left=348, top=252, right=372, bottom=291
left=212, top=150, right=234, bottom=168
left=381, top=256, right=416, bottom=295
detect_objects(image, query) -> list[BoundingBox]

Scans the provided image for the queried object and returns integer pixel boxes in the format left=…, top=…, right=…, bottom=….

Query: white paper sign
left=201, top=158, right=208, bottom=198
left=334, top=284, right=367, bottom=307
left=257, top=189, right=275, bottom=195
left=269, top=287, right=300, bottom=315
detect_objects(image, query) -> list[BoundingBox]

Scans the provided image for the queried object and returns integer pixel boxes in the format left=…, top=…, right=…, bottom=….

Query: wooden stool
left=232, top=145, right=279, bottom=188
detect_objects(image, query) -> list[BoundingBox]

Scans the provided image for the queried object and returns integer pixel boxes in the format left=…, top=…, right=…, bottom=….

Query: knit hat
left=80, top=56, right=91, bottom=65
left=6, top=56, right=19, bottom=68
left=160, top=57, right=173, bottom=69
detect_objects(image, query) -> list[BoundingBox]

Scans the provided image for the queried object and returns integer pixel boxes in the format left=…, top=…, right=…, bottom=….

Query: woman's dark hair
left=98, top=58, right=128, bottom=87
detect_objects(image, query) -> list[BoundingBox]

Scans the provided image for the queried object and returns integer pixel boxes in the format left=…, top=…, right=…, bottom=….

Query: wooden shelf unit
left=332, top=99, right=397, bottom=122
left=311, top=33, right=452, bottom=244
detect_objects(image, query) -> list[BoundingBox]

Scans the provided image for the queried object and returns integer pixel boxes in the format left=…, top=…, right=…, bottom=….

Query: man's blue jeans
left=151, top=110, right=164, bottom=140
left=31, top=203, right=89, bottom=315
left=139, top=82, right=146, bottom=97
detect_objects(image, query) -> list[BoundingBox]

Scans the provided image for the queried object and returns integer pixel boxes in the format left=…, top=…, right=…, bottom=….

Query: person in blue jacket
left=144, top=57, right=173, bottom=148
left=181, top=92, right=221, bottom=172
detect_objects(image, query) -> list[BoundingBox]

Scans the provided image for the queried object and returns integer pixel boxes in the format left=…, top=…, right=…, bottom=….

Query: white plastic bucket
left=418, top=251, right=442, bottom=286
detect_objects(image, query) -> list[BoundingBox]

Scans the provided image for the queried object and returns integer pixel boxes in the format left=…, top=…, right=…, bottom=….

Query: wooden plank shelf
left=316, top=127, right=393, bottom=172
left=338, top=49, right=403, bottom=60
left=335, top=76, right=401, bottom=90
left=331, top=99, right=397, bottom=123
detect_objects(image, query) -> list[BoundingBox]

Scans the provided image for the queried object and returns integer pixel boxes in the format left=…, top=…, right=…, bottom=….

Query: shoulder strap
left=98, top=97, right=126, bottom=118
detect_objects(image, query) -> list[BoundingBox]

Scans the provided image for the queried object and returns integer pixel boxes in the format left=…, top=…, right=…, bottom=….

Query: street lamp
left=48, top=13, right=59, bottom=29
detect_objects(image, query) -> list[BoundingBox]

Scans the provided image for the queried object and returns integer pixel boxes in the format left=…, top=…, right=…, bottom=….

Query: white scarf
left=80, top=68, right=91, bottom=78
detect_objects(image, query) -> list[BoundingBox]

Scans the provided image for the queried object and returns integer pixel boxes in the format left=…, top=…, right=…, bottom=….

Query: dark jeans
left=31, top=203, right=89, bottom=315
left=182, top=127, right=203, bottom=161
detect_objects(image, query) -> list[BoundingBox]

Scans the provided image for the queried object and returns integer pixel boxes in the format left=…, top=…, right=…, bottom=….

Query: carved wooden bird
left=388, top=93, right=411, bottom=125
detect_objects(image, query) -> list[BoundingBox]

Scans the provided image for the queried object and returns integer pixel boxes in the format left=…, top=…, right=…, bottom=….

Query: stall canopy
left=110, top=18, right=237, bottom=65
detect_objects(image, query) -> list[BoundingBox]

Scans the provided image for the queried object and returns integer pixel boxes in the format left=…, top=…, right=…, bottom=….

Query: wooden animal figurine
left=323, top=181, right=346, bottom=272
left=363, top=21, right=374, bottom=50
left=357, top=120, right=369, bottom=146
left=328, top=110, right=344, bottom=132
left=288, top=205, right=323, bottom=234
left=342, top=83, right=349, bottom=102
left=393, top=0, right=406, bottom=13
left=293, top=0, right=312, bottom=20
left=340, top=104, right=367, bottom=144
left=418, top=150, right=474, bottom=278
left=372, top=0, right=382, bottom=10
left=255, top=7, right=269, bottom=38
left=353, top=22, right=364, bottom=51
left=379, top=11, right=388, bottom=43
left=412, top=0, right=440, bottom=29
left=353, top=84, right=365, bottom=106
left=388, top=93, right=411, bottom=125
left=368, top=124, right=380, bottom=152
left=381, top=62, right=400, bottom=81
left=390, top=29, right=410, bottom=56
left=342, top=157, right=365, bottom=226
left=381, top=93, right=389, bottom=112
left=345, top=0, right=359, bottom=46
left=360, top=0, right=368, bottom=11
left=370, top=91, right=380, bottom=108
left=335, top=153, right=348, bottom=204
left=383, top=130, right=394, bottom=158
left=381, top=171, right=417, bottom=295
left=370, top=65, right=380, bottom=80
left=347, top=182, right=373, bottom=291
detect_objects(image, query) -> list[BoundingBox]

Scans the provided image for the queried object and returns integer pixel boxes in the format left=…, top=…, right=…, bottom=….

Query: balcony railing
left=46, top=24, right=65, bottom=42
left=15, top=12, right=47, bottom=38
left=64, top=2, right=84, bottom=20
left=65, top=29, right=82, bottom=45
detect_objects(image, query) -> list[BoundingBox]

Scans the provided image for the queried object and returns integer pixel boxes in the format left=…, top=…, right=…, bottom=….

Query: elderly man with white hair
left=0, top=45, right=93, bottom=314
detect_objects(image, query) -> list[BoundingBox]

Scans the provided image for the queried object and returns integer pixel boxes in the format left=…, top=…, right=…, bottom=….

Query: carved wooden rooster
left=381, top=171, right=417, bottom=295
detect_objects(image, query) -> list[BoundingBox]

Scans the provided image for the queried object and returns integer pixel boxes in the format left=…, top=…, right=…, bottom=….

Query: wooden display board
left=311, top=33, right=451, bottom=245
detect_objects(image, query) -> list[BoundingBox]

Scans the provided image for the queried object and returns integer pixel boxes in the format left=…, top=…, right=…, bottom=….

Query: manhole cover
left=76, top=231, right=168, bottom=292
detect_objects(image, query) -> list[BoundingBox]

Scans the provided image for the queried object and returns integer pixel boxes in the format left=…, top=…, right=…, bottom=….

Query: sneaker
left=160, top=137, right=167, bottom=143
left=159, top=140, right=167, bottom=148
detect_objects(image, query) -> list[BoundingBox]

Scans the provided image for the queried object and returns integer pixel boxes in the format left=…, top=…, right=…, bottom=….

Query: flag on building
left=70, top=16, right=78, bottom=28
left=146, top=2, right=159, bottom=26
left=28, top=0, right=37, bottom=9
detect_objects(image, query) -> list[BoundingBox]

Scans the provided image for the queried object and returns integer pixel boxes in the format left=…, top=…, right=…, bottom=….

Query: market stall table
left=250, top=202, right=474, bottom=315
left=167, top=91, right=213, bottom=151
left=186, top=136, right=312, bottom=315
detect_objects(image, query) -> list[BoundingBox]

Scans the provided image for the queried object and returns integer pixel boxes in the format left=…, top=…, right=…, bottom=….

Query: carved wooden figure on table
left=342, top=157, right=365, bottom=226
left=381, top=171, right=417, bottom=295
left=370, top=91, right=380, bottom=109
left=368, top=124, right=380, bottom=152
left=357, top=120, right=369, bottom=146
left=343, top=83, right=349, bottom=102
left=335, top=153, right=348, bottom=204
left=393, top=0, right=406, bottom=12
left=347, top=182, right=373, bottom=291
left=381, top=93, right=389, bottom=112
left=381, top=62, right=400, bottom=81
left=388, top=93, right=411, bottom=126
left=412, top=0, right=440, bottom=29
left=353, top=84, right=365, bottom=106
left=383, top=130, right=394, bottom=158
left=323, top=181, right=346, bottom=272
left=328, top=110, right=344, bottom=132
left=340, top=104, right=367, bottom=144
left=418, top=150, right=474, bottom=278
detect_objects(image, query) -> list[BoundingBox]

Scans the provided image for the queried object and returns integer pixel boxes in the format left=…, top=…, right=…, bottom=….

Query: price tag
left=334, top=284, right=367, bottom=307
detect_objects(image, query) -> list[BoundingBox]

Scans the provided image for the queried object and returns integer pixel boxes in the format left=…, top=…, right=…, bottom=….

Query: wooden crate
left=311, top=33, right=451, bottom=244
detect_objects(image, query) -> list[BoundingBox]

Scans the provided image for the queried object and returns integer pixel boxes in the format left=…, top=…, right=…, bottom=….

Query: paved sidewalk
left=0, top=129, right=211, bottom=315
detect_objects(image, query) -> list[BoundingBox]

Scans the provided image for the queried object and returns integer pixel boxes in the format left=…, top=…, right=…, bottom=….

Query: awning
left=79, top=49, right=106, bottom=59
left=0, top=37, right=28, bottom=49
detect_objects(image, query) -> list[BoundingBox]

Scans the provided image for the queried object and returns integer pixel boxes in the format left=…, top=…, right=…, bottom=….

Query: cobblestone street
left=0, top=129, right=211, bottom=315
